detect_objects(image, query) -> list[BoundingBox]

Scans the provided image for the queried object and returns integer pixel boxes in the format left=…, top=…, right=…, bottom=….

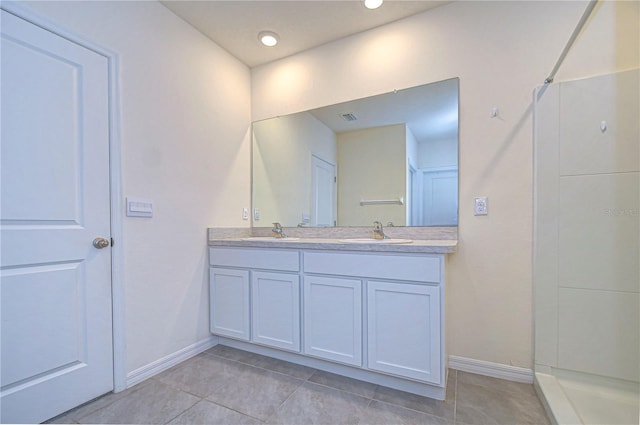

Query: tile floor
left=47, top=345, right=551, bottom=424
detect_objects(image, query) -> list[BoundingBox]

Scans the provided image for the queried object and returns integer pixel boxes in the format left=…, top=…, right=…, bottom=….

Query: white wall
left=418, top=137, right=458, bottom=169
left=252, top=112, right=336, bottom=226
left=252, top=1, right=640, bottom=368
left=21, top=1, right=252, bottom=375
left=337, top=124, right=406, bottom=226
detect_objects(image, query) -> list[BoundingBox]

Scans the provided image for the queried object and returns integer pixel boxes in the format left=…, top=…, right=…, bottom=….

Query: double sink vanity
left=207, top=226, right=457, bottom=400
left=207, top=76, right=460, bottom=400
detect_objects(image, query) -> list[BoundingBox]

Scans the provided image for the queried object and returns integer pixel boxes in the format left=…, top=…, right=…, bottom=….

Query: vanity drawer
left=209, top=247, right=299, bottom=272
left=303, top=252, right=441, bottom=283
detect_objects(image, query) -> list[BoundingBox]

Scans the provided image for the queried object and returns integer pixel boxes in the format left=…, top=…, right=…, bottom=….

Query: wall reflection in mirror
left=252, top=77, right=459, bottom=228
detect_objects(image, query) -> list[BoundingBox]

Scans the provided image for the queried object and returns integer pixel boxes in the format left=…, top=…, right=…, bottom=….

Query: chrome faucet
left=272, top=222, right=286, bottom=238
left=373, top=221, right=388, bottom=239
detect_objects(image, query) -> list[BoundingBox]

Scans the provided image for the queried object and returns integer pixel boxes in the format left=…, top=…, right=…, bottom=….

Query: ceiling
left=308, top=77, right=459, bottom=144
left=160, top=1, right=451, bottom=68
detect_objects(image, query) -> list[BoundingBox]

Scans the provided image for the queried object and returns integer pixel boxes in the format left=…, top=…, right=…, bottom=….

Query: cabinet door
left=367, top=281, right=441, bottom=384
left=251, top=272, right=300, bottom=352
left=210, top=267, right=250, bottom=341
left=304, top=276, right=362, bottom=366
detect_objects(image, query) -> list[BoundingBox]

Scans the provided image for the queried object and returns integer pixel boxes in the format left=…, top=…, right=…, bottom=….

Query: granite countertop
left=208, top=233, right=457, bottom=254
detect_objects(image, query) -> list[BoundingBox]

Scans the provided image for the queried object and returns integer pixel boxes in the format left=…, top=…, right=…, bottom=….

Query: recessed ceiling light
left=364, top=0, right=383, bottom=9
left=258, top=31, right=279, bottom=47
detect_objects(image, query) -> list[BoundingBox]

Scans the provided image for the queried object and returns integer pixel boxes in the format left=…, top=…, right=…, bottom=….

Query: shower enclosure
left=533, top=69, right=639, bottom=424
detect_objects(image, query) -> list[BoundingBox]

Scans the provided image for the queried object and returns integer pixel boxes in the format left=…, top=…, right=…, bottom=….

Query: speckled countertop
left=207, top=227, right=457, bottom=254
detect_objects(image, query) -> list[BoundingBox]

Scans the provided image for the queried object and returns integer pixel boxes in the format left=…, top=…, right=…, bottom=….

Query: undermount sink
left=241, top=237, right=301, bottom=241
left=340, top=238, right=413, bottom=244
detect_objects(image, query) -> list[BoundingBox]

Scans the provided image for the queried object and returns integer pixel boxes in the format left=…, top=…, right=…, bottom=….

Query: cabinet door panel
left=252, top=272, right=300, bottom=352
left=304, top=276, right=362, bottom=366
left=210, top=268, right=250, bottom=340
left=367, top=281, right=441, bottom=384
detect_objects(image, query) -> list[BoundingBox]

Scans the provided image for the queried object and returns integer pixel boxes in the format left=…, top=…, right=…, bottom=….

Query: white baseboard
left=125, top=342, right=533, bottom=390
left=125, top=335, right=219, bottom=388
left=449, top=355, right=533, bottom=384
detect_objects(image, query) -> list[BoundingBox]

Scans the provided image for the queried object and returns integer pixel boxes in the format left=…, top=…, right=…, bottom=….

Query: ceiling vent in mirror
left=340, top=113, right=358, bottom=121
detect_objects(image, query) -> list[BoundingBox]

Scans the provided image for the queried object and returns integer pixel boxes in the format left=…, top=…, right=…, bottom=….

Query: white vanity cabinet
left=209, top=247, right=300, bottom=351
left=209, top=267, right=250, bottom=341
left=252, top=271, right=300, bottom=352
left=367, top=281, right=441, bottom=384
left=208, top=242, right=449, bottom=399
left=304, top=251, right=444, bottom=386
left=303, top=275, right=362, bottom=366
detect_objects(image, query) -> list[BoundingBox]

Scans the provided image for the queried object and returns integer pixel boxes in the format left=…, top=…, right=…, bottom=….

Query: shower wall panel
left=558, top=173, right=639, bottom=293
left=559, top=71, right=639, bottom=176
left=534, top=69, right=640, bottom=384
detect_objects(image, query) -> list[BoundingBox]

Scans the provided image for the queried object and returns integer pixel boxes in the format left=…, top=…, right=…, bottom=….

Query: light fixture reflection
left=259, top=31, right=279, bottom=47
left=364, top=0, right=383, bottom=9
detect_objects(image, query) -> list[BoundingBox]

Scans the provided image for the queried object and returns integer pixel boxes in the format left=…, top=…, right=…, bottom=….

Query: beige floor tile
left=360, top=400, right=453, bottom=425
left=308, top=370, right=378, bottom=398
left=205, top=345, right=264, bottom=365
left=79, top=380, right=199, bottom=424
left=455, top=372, right=550, bottom=425
left=46, top=379, right=154, bottom=424
left=205, top=365, right=303, bottom=420
left=252, top=355, right=316, bottom=380
left=373, top=384, right=454, bottom=421
left=154, top=353, right=246, bottom=397
left=46, top=350, right=554, bottom=425
left=167, top=399, right=262, bottom=425
left=206, top=345, right=316, bottom=380
left=44, top=411, right=79, bottom=424
left=267, top=381, right=370, bottom=425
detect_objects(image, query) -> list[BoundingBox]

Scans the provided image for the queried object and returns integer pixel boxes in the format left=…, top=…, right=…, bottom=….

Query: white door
left=311, top=154, right=336, bottom=227
left=1, top=10, right=113, bottom=424
left=408, top=164, right=423, bottom=226
left=422, top=169, right=458, bottom=226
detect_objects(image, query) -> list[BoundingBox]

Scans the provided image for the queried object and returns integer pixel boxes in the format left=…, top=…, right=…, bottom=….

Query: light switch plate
left=242, top=208, right=249, bottom=220
left=474, top=197, right=488, bottom=216
left=126, top=197, right=153, bottom=218
left=253, top=208, right=260, bottom=221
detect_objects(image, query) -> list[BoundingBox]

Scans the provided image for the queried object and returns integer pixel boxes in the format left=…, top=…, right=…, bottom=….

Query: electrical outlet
left=242, top=208, right=249, bottom=220
left=253, top=208, right=260, bottom=221
left=474, top=197, right=488, bottom=216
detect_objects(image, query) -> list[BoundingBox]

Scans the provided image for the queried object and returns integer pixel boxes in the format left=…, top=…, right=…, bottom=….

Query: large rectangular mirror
left=252, top=77, right=459, bottom=228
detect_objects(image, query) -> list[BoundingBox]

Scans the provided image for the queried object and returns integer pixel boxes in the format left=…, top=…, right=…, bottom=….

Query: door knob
left=93, top=237, right=110, bottom=249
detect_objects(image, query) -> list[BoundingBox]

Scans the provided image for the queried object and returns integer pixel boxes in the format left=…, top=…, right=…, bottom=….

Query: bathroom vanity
left=207, top=231, right=456, bottom=400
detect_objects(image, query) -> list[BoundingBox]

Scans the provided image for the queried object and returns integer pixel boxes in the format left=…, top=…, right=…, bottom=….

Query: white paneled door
left=0, top=10, right=113, bottom=424
left=422, top=169, right=458, bottom=226
left=311, top=154, right=336, bottom=227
